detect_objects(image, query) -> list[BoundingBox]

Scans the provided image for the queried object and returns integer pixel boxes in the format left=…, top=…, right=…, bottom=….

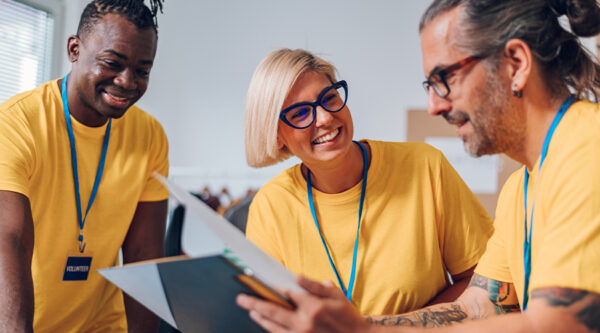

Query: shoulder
left=252, top=165, right=304, bottom=205
left=545, top=100, right=600, bottom=179
left=0, top=80, right=59, bottom=121
left=255, top=165, right=302, bottom=196
left=559, top=100, right=600, bottom=143
left=366, top=139, right=445, bottom=168
left=367, top=139, right=441, bottom=155
left=498, top=168, right=523, bottom=198
left=0, top=81, right=60, bottom=139
left=495, top=167, right=524, bottom=219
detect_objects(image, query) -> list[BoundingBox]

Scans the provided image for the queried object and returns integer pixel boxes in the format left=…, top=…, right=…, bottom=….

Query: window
left=0, top=0, right=54, bottom=103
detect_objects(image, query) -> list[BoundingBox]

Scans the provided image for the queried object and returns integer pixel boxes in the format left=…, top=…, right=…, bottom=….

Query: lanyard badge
left=61, top=73, right=111, bottom=279
left=63, top=252, right=93, bottom=281
left=521, top=95, right=575, bottom=310
left=306, top=140, right=368, bottom=302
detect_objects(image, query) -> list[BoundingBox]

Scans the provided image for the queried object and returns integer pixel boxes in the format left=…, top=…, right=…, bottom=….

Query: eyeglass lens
left=423, top=74, right=449, bottom=98
left=283, top=84, right=347, bottom=128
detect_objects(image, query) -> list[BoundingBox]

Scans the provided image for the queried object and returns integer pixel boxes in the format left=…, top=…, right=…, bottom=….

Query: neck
left=508, top=91, right=571, bottom=170
left=59, top=77, right=109, bottom=127
left=303, top=142, right=370, bottom=194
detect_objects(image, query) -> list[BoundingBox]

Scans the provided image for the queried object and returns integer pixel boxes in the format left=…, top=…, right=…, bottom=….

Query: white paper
left=98, top=262, right=177, bottom=328
left=155, top=174, right=303, bottom=293
left=181, top=209, right=226, bottom=257
left=425, top=137, right=498, bottom=194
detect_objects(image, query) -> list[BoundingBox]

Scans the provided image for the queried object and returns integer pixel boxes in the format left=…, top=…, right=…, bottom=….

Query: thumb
left=298, top=276, right=344, bottom=298
left=323, top=280, right=336, bottom=288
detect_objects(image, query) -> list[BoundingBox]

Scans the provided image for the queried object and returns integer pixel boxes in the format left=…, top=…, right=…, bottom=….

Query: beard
left=451, top=70, right=525, bottom=157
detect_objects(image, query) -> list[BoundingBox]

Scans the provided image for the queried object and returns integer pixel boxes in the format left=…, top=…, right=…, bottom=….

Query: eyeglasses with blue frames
left=280, top=80, right=348, bottom=129
left=422, top=55, right=484, bottom=98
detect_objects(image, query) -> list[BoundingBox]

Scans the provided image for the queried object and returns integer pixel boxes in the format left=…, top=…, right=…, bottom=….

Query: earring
left=512, top=84, right=523, bottom=98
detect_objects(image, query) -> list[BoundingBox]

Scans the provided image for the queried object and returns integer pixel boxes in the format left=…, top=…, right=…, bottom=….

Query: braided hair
left=77, top=0, right=165, bottom=38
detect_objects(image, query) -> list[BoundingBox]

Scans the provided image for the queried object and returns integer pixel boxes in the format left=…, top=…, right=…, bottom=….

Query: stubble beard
left=463, top=71, right=524, bottom=157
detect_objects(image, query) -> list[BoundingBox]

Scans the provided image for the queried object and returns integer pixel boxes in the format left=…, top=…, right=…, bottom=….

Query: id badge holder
left=63, top=249, right=93, bottom=281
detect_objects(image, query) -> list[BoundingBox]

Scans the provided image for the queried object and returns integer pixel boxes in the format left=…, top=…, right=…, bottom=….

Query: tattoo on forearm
left=366, top=304, right=467, bottom=327
left=366, top=316, right=416, bottom=326
left=531, top=288, right=587, bottom=306
left=467, top=274, right=520, bottom=316
left=532, top=287, right=600, bottom=332
left=577, top=298, right=600, bottom=332
left=488, top=280, right=520, bottom=314
left=468, top=274, right=489, bottom=290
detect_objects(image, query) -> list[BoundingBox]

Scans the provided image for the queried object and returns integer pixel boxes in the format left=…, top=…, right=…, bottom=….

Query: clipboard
left=98, top=175, right=301, bottom=332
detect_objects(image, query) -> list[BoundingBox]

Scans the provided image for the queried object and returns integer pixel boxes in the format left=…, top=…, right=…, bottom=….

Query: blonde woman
left=244, top=48, right=493, bottom=316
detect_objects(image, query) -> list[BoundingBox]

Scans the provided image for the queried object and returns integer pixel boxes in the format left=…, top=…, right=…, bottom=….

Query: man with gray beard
left=236, top=0, right=600, bottom=332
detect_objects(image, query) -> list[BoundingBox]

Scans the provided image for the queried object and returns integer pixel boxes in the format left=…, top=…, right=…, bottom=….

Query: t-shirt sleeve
left=246, top=190, right=284, bottom=264
left=530, top=133, right=600, bottom=293
left=474, top=175, right=518, bottom=283
left=435, top=151, right=494, bottom=276
left=0, top=111, right=34, bottom=198
left=138, top=118, right=169, bottom=202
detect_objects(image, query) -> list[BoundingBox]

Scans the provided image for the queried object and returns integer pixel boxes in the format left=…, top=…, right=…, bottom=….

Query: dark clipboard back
left=157, top=255, right=266, bottom=332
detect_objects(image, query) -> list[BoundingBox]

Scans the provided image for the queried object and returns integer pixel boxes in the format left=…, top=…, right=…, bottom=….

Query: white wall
left=55, top=0, right=597, bottom=195
left=56, top=0, right=430, bottom=194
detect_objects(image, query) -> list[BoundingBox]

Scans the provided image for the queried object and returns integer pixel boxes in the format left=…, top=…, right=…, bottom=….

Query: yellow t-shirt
left=0, top=79, right=169, bottom=332
left=247, top=140, right=493, bottom=315
left=475, top=100, right=600, bottom=305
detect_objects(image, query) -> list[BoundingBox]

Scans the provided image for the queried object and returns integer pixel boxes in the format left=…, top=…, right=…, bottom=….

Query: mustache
left=443, top=111, right=470, bottom=125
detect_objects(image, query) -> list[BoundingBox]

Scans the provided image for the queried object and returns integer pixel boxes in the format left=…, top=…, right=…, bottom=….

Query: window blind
left=0, top=0, right=54, bottom=103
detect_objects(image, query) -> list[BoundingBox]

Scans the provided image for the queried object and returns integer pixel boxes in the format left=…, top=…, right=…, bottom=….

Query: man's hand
left=237, top=276, right=370, bottom=333
left=236, top=273, right=519, bottom=333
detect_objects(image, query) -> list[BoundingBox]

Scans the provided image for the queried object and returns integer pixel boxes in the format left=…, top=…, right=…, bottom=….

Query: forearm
left=0, top=241, right=34, bottom=332
left=0, top=191, right=34, bottom=332
left=124, top=294, right=159, bottom=333
left=122, top=200, right=167, bottom=332
left=366, top=275, right=520, bottom=328
left=122, top=224, right=163, bottom=333
left=365, top=312, right=530, bottom=333
left=366, top=299, right=472, bottom=327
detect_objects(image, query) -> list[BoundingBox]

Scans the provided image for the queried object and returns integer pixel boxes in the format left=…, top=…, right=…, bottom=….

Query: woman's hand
left=236, top=276, right=372, bottom=333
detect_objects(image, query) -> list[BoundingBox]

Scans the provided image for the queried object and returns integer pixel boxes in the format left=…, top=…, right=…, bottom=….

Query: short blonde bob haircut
left=245, top=48, right=338, bottom=167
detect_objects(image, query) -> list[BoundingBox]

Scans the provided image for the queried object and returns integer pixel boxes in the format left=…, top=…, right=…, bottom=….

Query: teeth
left=313, top=128, right=340, bottom=144
left=107, top=93, right=126, bottom=101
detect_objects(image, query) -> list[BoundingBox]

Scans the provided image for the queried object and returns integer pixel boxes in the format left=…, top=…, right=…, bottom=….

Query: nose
left=313, top=105, right=334, bottom=127
left=114, top=68, right=137, bottom=91
left=427, top=89, right=452, bottom=117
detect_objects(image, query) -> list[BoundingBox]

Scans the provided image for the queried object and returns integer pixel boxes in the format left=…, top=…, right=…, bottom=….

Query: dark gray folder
left=157, top=255, right=265, bottom=332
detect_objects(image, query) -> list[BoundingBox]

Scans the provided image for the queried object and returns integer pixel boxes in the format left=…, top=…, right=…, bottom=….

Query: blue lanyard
left=61, top=73, right=112, bottom=253
left=306, top=140, right=368, bottom=302
left=522, top=95, right=575, bottom=310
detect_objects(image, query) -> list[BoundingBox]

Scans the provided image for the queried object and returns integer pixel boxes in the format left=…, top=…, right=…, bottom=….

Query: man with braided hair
left=236, top=0, right=600, bottom=332
left=0, top=0, right=168, bottom=331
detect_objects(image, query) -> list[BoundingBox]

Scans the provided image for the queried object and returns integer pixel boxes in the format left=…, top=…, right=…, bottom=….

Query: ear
left=276, top=136, right=285, bottom=150
left=503, top=39, right=532, bottom=93
left=67, top=35, right=81, bottom=63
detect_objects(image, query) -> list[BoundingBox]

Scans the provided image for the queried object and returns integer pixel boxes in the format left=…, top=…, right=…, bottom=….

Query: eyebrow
left=103, top=49, right=154, bottom=65
left=427, top=65, right=445, bottom=79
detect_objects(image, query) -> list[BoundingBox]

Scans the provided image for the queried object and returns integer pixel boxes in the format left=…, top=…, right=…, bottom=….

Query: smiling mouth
left=102, top=90, right=135, bottom=108
left=313, top=128, right=340, bottom=144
